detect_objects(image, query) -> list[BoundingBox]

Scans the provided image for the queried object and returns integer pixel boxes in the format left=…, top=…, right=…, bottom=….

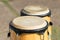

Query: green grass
left=52, top=26, right=60, bottom=40
left=2, top=0, right=20, bottom=17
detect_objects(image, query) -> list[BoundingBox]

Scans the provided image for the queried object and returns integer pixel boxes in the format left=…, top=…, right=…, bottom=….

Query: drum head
left=21, top=5, right=50, bottom=16
left=12, top=16, right=48, bottom=30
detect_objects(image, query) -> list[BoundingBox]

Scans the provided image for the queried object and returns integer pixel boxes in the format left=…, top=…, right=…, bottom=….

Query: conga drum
left=21, top=5, right=53, bottom=40
left=9, top=16, right=48, bottom=40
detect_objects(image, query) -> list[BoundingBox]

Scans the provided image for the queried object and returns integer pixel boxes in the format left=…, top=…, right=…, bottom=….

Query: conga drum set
left=8, top=5, right=53, bottom=40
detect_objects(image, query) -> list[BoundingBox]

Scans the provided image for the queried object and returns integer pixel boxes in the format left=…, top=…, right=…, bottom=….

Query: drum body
left=21, top=5, right=53, bottom=40
left=9, top=16, right=48, bottom=40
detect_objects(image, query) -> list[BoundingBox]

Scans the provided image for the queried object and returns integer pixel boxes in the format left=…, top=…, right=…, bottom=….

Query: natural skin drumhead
left=12, top=16, right=47, bottom=30
left=23, top=5, right=49, bottom=15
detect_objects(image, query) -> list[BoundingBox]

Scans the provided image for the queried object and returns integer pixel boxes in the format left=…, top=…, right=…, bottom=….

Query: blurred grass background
left=52, top=27, right=60, bottom=40
left=1, top=0, right=60, bottom=40
left=2, top=0, right=19, bottom=17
